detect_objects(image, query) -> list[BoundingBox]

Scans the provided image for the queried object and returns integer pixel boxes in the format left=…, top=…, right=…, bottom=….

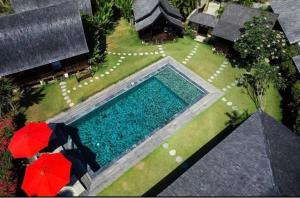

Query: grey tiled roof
left=10, top=0, right=93, bottom=15
left=189, top=11, right=218, bottom=28
left=133, top=0, right=183, bottom=32
left=212, top=3, right=278, bottom=42
left=0, top=1, right=89, bottom=77
left=293, top=55, right=300, bottom=74
left=158, top=111, right=300, bottom=196
left=270, top=0, right=300, bottom=44
left=133, top=0, right=181, bottom=22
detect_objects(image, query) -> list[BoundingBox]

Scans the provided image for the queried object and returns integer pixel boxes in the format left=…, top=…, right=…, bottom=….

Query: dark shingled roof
left=270, top=0, right=300, bottom=44
left=135, top=6, right=183, bottom=32
left=0, top=1, right=89, bottom=77
left=293, top=55, right=300, bottom=74
left=133, top=0, right=183, bottom=33
left=159, top=111, right=300, bottom=196
left=189, top=11, right=218, bottom=28
left=212, top=3, right=278, bottom=42
left=10, top=0, right=93, bottom=15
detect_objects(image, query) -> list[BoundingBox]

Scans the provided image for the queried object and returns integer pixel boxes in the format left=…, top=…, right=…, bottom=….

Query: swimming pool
left=70, top=65, right=207, bottom=169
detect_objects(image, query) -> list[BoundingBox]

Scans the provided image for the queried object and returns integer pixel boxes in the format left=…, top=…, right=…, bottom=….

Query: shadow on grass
left=143, top=111, right=249, bottom=196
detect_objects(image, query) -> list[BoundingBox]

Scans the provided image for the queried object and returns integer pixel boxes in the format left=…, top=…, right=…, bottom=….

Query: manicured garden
left=22, top=19, right=282, bottom=196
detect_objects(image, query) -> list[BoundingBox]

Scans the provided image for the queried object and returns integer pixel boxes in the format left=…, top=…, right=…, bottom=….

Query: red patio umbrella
left=22, top=153, right=72, bottom=196
left=8, top=122, right=52, bottom=158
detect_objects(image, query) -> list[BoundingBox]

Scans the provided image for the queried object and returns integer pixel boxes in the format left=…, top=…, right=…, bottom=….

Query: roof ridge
left=259, top=111, right=282, bottom=195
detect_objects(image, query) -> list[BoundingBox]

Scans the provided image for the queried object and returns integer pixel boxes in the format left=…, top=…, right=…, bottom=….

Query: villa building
left=10, top=0, right=93, bottom=15
left=211, top=3, right=278, bottom=44
left=0, top=1, right=90, bottom=86
left=188, top=11, right=218, bottom=36
left=158, top=111, right=300, bottom=196
left=133, top=0, right=183, bottom=42
left=270, top=0, right=300, bottom=74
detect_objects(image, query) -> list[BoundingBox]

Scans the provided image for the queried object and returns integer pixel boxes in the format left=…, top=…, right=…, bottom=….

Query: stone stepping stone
left=113, top=66, right=117, bottom=69
left=110, top=69, right=114, bottom=72
left=118, top=60, right=123, bottom=63
left=235, top=80, right=239, bottom=84
left=116, top=63, right=121, bottom=66
left=169, top=149, right=176, bottom=156
left=60, top=82, right=66, bottom=85
left=160, top=51, right=164, bottom=54
left=134, top=53, right=138, bottom=56
left=73, top=87, right=77, bottom=91
left=220, top=67, right=224, bottom=70
left=208, top=79, right=213, bottom=82
left=139, top=53, right=144, bottom=55
left=90, top=79, right=94, bottom=83
left=60, top=84, right=66, bottom=88
left=84, top=82, right=88, bottom=85
left=69, top=103, right=74, bottom=107
left=187, top=56, right=192, bottom=59
left=64, top=96, right=70, bottom=100
left=222, top=97, right=227, bottom=102
left=145, top=52, right=149, bottom=55
left=162, top=54, right=166, bottom=57
left=192, top=50, right=196, bottom=53
left=182, top=61, right=187, bottom=64
left=222, top=88, right=227, bottom=92
left=227, top=102, right=233, bottom=106
left=227, top=85, right=231, bottom=89
left=190, top=53, right=194, bottom=56
left=118, top=53, right=121, bottom=56
left=176, top=156, right=183, bottom=163
left=123, top=53, right=127, bottom=55
left=105, top=72, right=110, bottom=75
left=150, top=52, right=154, bottom=55
left=224, top=61, right=228, bottom=64
left=216, top=70, right=221, bottom=74
left=211, top=76, right=215, bottom=79
left=232, top=106, right=239, bottom=111
left=112, top=52, right=116, bottom=55
left=163, top=143, right=169, bottom=149
left=185, top=58, right=189, bottom=61
left=67, top=100, right=72, bottom=104
left=67, top=90, right=71, bottom=93
left=95, top=76, right=99, bottom=80
left=100, top=74, right=105, bottom=77
left=213, top=74, right=218, bottom=77
left=231, top=82, right=236, bottom=86
left=78, top=85, right=83, bottom=88
left=62, top=88, right=67, bottom=92
left=128, top=53, right=132, bottom=56
left=221, top=64, right=226, bottom=68
left=155, top=52, right=159, bottom=54
left=121, top=57, right=125, bottom=59
left=108, top=52, right=111, bottom=54
left=62, top=93, right=67, bottom=96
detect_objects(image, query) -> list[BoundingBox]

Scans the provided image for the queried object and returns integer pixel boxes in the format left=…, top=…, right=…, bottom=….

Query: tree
left=237, top=59, right=286, bottom=110
left=234, top=16, right=287, bottom=70
left=171, top=0, right=196, bottom=19
left=0, top=78, right=21, bottom=118
left=114, top=0, right=133, bottom=24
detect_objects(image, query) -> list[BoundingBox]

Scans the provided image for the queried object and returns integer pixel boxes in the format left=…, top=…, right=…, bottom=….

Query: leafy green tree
left=292, top=81, right=300, bottom=106
left=0, top=78, right=21, bottom=118
left=237, top=59, right=286, bottom=110
left=234, top=16, right=287, bottom=70
left=114, top=0, right=133, bottom=24
left=171, top=0, right=196, bottom=19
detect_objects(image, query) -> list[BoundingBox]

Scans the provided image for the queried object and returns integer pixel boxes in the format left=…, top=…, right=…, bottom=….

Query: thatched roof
left=189, top=11, right=218, bottom=28
left=0, top=1, right=89, bottom=77
left=135, top=6, right=183, bottom=32
left=270, top=0, right=300, bottom=44
left=293, top=55, right=300, bottom=74
left=10, top=0, right=93, bottom=15
left=212, top=3, right=278, bottom=42
left=159, top=111, right=300, bottom=196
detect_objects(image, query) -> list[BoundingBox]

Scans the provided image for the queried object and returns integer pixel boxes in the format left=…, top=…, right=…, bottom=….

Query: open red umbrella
left=8, top=122, right=52, bottom=158
left=22, top=153, right=72, bottom=196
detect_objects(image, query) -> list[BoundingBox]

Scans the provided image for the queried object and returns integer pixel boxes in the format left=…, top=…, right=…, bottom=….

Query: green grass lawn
left=23, top=19, right=282, bottom=196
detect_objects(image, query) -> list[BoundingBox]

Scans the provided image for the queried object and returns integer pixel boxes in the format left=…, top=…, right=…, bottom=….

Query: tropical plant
left=234, top=16, right=287, bottom=70
left=0, top=78, right=21, bottom=118
left=237, top=59, right=286, bottom=110
left=171, top=0, right=196, bottom=19
left=0, top=0, right=11, bottom=15
left=114, top=0, right=133, bottom=24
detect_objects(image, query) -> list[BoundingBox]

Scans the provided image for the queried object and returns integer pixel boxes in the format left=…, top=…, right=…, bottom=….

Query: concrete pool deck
left=48, top=56, right=223, bottom=195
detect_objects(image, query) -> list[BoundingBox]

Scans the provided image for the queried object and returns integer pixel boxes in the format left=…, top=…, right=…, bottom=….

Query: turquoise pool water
left=71, top=66, right=207, bottom=168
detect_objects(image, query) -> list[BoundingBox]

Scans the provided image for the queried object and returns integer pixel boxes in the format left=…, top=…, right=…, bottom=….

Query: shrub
left=292, top=81, right=300, bottom=105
